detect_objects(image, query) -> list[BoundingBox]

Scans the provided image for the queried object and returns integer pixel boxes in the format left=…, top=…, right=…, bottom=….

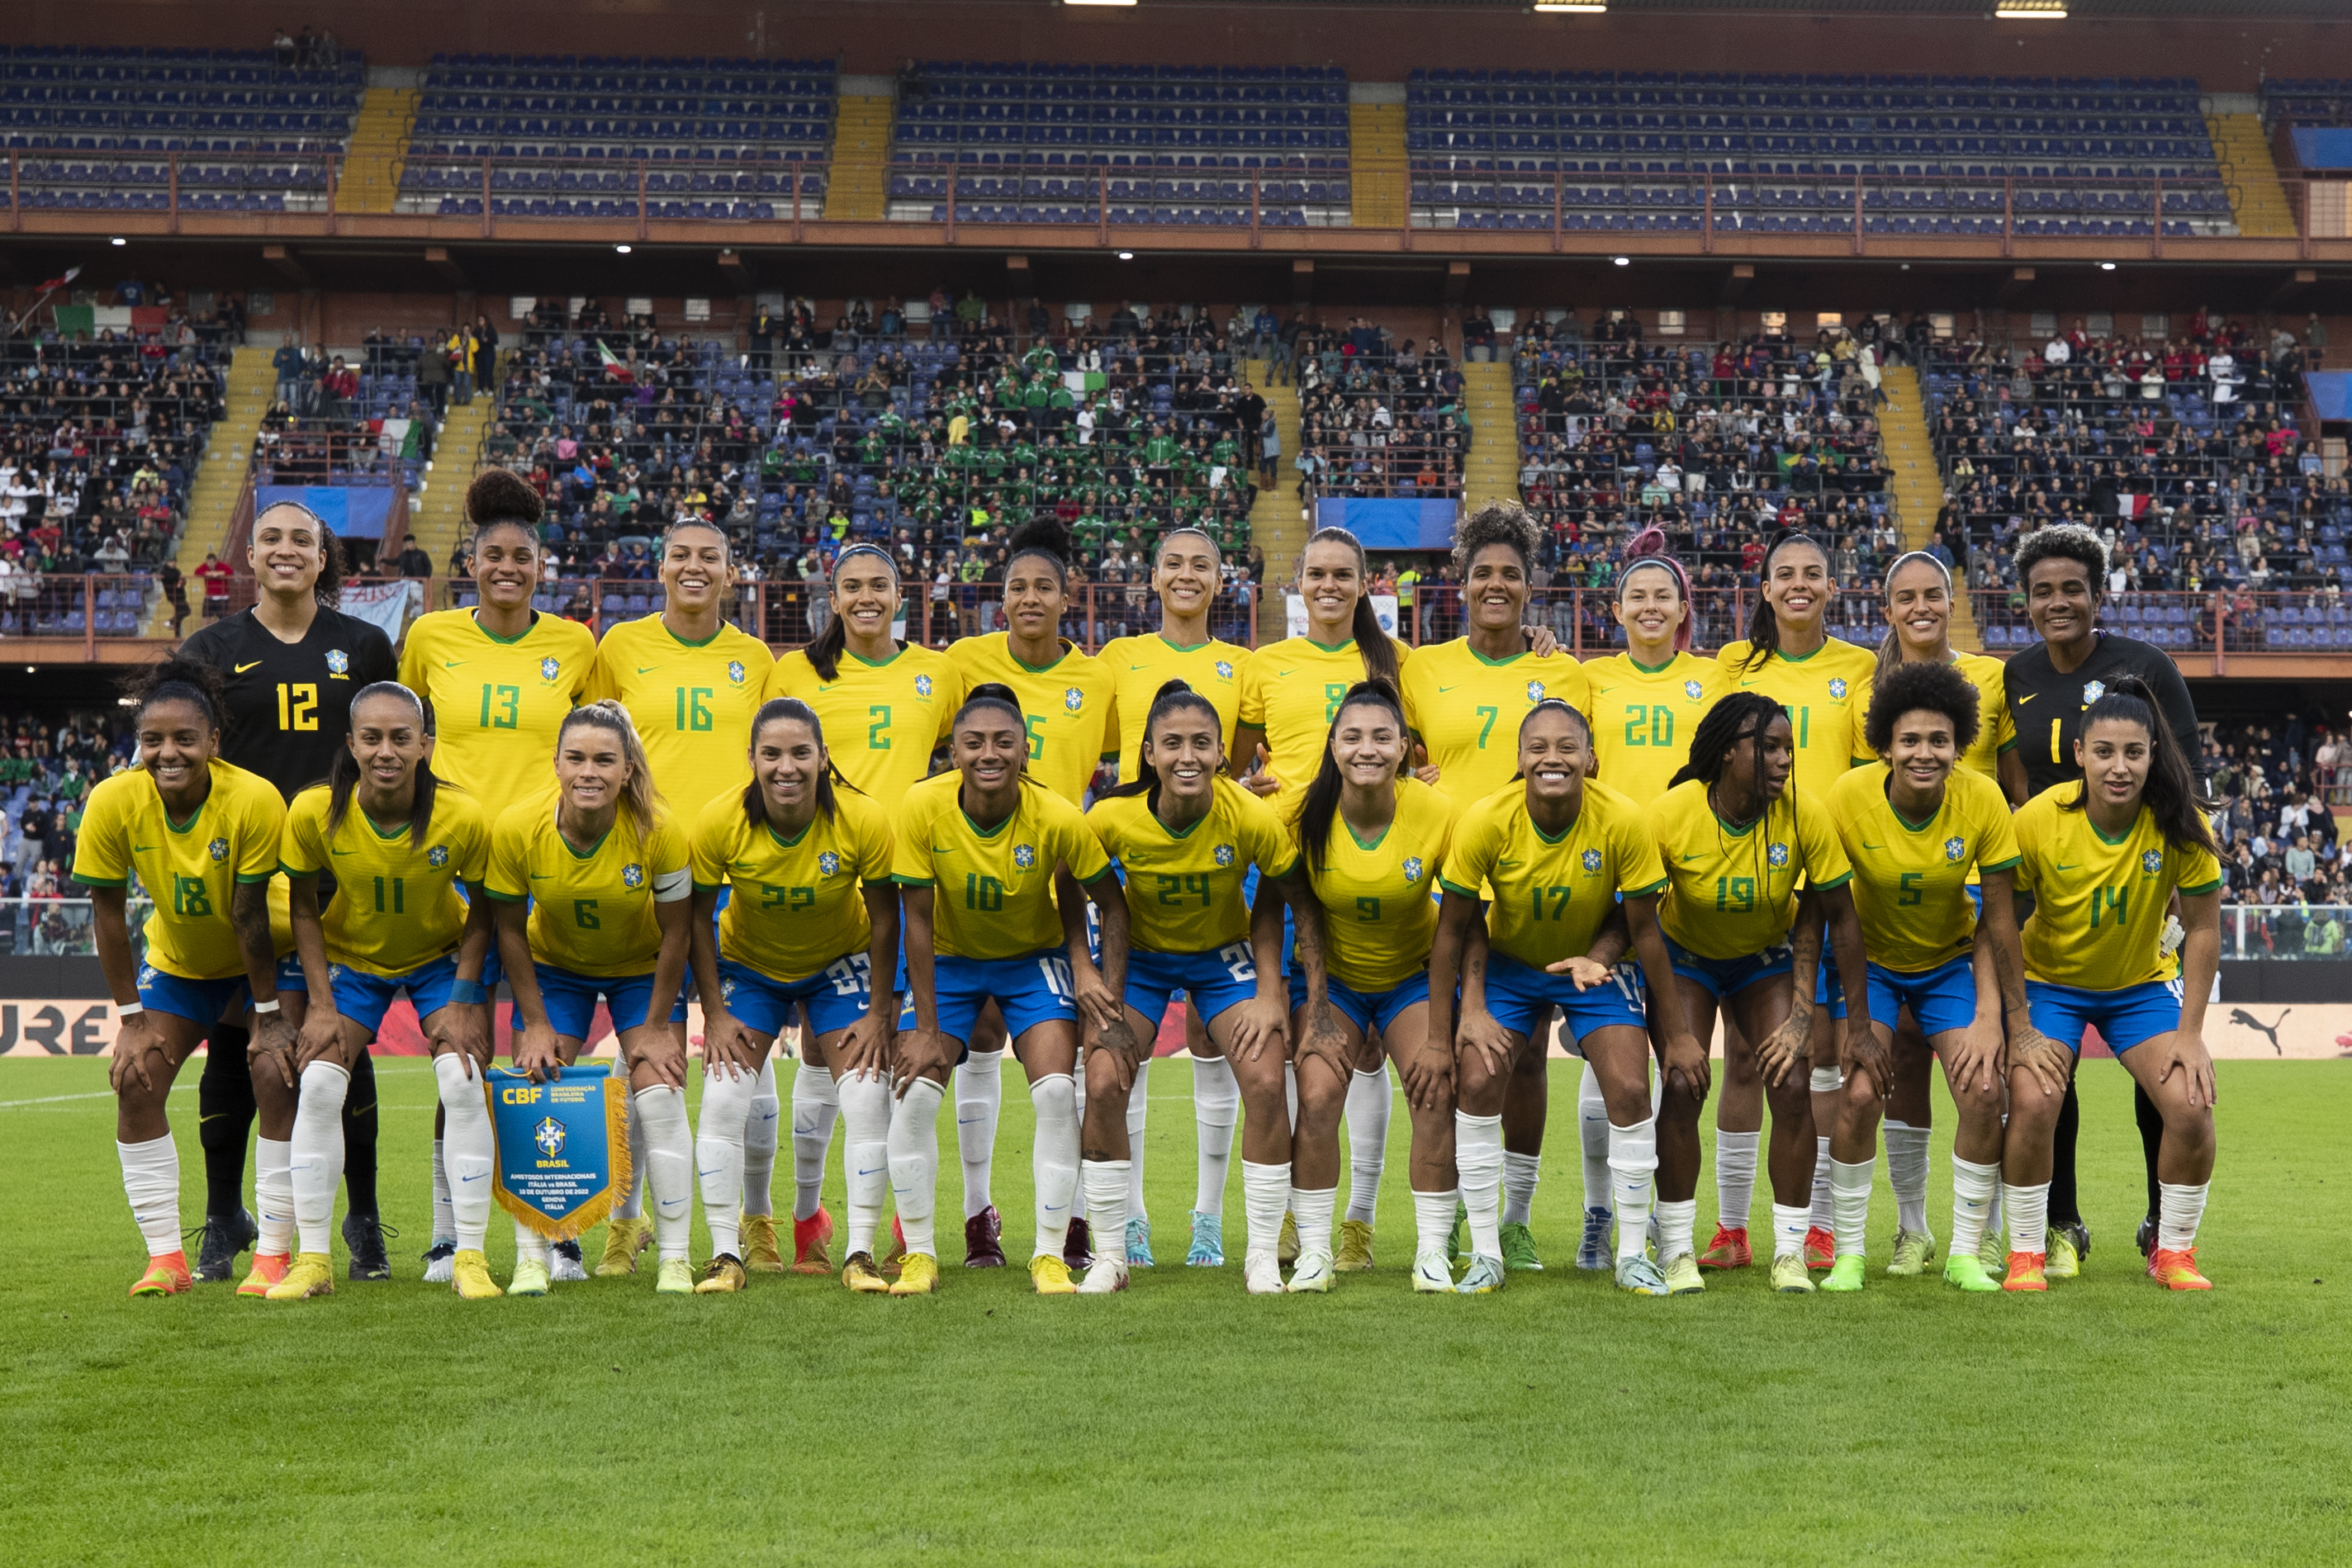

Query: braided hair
left=1669, top=691, right=1790, bottom=794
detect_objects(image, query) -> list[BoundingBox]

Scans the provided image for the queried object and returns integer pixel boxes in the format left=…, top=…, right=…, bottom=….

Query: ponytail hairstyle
left=1296, top=526, right=1400, bottom=689
left=1738, top=530, right=1828, bottom=674
left=556, top=701, right=662, bottom=846
left=1875, top=549, right=1956, bottom=675
left=808, top=543, right=899, bottom=682
left=465, top=467, right=544, bottom=560
left=2058, top=675, right=2217, bottom=856
left=955, top=680, right=1027, bottom=733
left=1509, top=696, right=1593, bottom=783
left=740, top=697, right=855, bottom=827
left=1007, top=516, right=1074, bottom=590
left=1861, top=658, right=1980, bottom=758
left=326, top=682, right=442, bottom=848
left=1615, top=526, right=1695, bottom=653
left=1295, top=679, right=1409, bottom=879
left=1102, top=679, right=1224, bottom=812
left=250, top=499, right=347, bottom=608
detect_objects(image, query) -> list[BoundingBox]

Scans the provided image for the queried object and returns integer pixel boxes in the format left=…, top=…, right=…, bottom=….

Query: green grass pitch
left=3, top=1055, right=2348, bottom=1566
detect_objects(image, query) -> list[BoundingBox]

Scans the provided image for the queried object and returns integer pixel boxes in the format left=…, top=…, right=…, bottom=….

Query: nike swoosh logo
left=934, top=846, right=956, bottom=855
left=2017, top=693, right=2037, bottom=704
left=2056, top=861, right=2079, bottom=871
left=529, top=872, right=551, bottom=880
left=957, top=1117, right=985, bottom=1126
left=1276, top=670, right=1297, bottom=678
left=443, top=660, right=466, bottom=669
left=1495, top=858, right=1518, bottom=868
left=235, top=661, right=263, bottom=673
left=331, top=847, right=356, bottom=855
left=1861, top=841, right=1885, bottom=850
left=857, top=1166, right=884, bottom=1177
left=1130, top=663, right=1151, bottom=670
left=1681, top=853, right=1702, bottom=861
left=459, top=1172, right=486, bottom=1182
left=133, top=843, right=155, bottom=852
left=636, top=665, right=661, bottom=675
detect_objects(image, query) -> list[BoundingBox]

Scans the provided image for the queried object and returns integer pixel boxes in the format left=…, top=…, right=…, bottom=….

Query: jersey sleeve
left=1972, top=780, right=2022, bottom=873
left=2176, top=840, right=2223, bottom=895
left=1396, top=653, right=1433, bottom=740
left=1238, top=790, right=1298, bottom=880
left=1054, top=800, right=1113, bottom=883
left=358, top=623, right=399, bottom=687
left=1437, top=799, right=1499, bottom=899
left=851, top=797, right=894, bottom=883
left=1610, top=798, right=1669, bottom=896
left=581, top=637, right=623, bottom=705
left=485, top=813, right=531, bottom=902
left=281, top=793, right=328, bottom=878
left=454, top=807, right=491, bottom=887
left=69, top=785, right=130, bottom=887
left=648, top=814, right=692, bottom=902
left=932, top=661, right=965, bottom=750
left=2009, top=803, right=2045, bottom=898
left=235, top=786, right=287, bottom=883
left=689, top=798, right=733, bottom=891
left=1795, top=794, right=1852, bottom=890
left=889, top=793, right=937, bottom=885
left=1549, top=657, right=1592, bottom=721
left=1424, top=789, right=1456, bottom=885
left=1236, top=653, right=1268, bottom=729
left=396, top=618, right=432, bottom=692
left=1848, top=675, right=1878, bottom=767
left=2141, top=644, right=2206, bottom=784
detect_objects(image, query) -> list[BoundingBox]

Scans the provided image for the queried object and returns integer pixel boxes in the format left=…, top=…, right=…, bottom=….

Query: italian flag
left=596, top=339, right=634, bottom=382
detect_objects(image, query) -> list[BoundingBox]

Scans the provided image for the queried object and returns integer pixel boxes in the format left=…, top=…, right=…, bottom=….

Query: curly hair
left=1861, top=658, right=1982, bottom=757
left=465, top=467, right=544, bottom=549
left=2013, top=523, right=2108, bottom=596
left=1451, top=500, right=1541, bottom=577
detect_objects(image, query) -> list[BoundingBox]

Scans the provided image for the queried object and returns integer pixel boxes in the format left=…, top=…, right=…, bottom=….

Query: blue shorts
left=2026, top=978, right=2184, bottom=1056
left=520, top=964, right=687, bottom=1041
left=327, top=953, right=462, bottom=1035
left=719, top=955, right=874, bottom=1042
left=1286, top=969, right=1431, bottom=1035
left=1125, top=944, right=1261, bottom=1027
left=135, top=955, right=304, bottom=1026
left=1663, top=934, right=1792, bottom=1001
left=1483, top=953, right=1645, bottom=1049
left=1820, top=955, right=1977, bottom=1037
left=895, top=950, right=1079, bottom=1051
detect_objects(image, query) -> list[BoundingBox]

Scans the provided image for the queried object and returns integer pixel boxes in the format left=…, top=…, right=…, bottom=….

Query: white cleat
left=1077, top=1258, right=1130, bottom=1295
left=1243, top=1253, right=1284, bottom=1295
left=550, top=1240, right=590, bottom=1282
left=420, top=1239, right=457, bottom=1284
left=1411, top=1248, right=1457, bottom=1293
left=1286, top=1250, right=1336, bottom=1293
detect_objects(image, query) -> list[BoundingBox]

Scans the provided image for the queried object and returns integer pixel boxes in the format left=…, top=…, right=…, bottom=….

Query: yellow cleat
left=596, top=1217, right=652, bottom=1277
left=842, top=1252, right=891, bottom=1294
left=450, top=1249, right=503, bottom=1300
left=741, top=1215, right=786, bottom=1274
left=695, top=1253, right=747, bottom=1294
left=1029, top=1254, right=1078, bottom=1295
left=2045, top=1226, right=2083, bottom=1281
left=265, top=1253, right=336, bottom=1301
left=1771, top=1253, right=1816, bottom=1294
left=1278, top=1210, right=1300, bottom=1267
left=236, top=1252, right=290, bottom=1298
left=654, top=1258, right=695, bottom=1296
left=508, top=1258, right=550, bottom=1297
left=1885, top=1229, right=1937, bottom=1278
left=1334, top=1219, right=1376, bottom=1272
left=1659, top=1253, right=1707, bottom=1295
left=889, top=1253, right=940, bottom=1296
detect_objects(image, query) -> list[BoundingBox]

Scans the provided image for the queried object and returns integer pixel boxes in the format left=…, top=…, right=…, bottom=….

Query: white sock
left=1242, top=1159, right=1291, bottom=1265
left=889, top=1077, right=945, bottom=1257
left=2004, top=1181, right=2051, bottom=1256
left=615, top=1097, right=647, bottom=1220
left=1289, top=1183, right=1337, bottom=1262
left=1502, top=1149, right=1541, bottom=1227
left=788, top=1056, right=834, bottom=1223
left=429, top=1139, right=454, bottom=1245
left=634, top=1085, right=693, bottom=1263
left=1809, top=1065, right=1845, bottom=1094
left=1987, top=1184, right=2004, bottom=1237
left=1083, top=1159, right=1131, bottom=1260
left=1770, top=1202, right=1810, bottom=1262
left=1830, top=1155, right=1873, bottom=1260
left=1951, top=1155, right=2000, bottom=1257
left=1284, top=1061, right=1299, bottom=1130
left=514, top=1212, right=548, bottom=1269
left=434, top=1053, right=494, bottom=1252
left=255, top=1135, right=294, bottom=1257
left=1656, top=1197, right=1698, bottom=1263
left=2158, top=1182, right=2209, bottom=1253
left=696, top=1068, right=755, bottom=1262
left=1808, top=1135, right=1835, bottom=1232
left=1126, top=1058, right=1151, bottom=1222
left=1579, top=1065, right=1612, bottom=1214
left=1715, top=1129, right=1761, bottom=1234
left=1412, top=1187, right=1459, bottom=1260
left=1456, top=1111, right=1505, bottom=1258
left=955, top=1048, right=1004, bottom=1220
left=117, top=1135, right=182, bottom=1256
left=1030, top=1073, right=1079, bottom=1260
left=1192, top=1054, right=1239, bottom=1215
left=1344, top=1068, right=1389, bottom=1226
left=289, top=1060, right=349, bottom=1256
left=837, top=1070, right=894, bottom=1258
left=743, top=1055, right=780, bottom=1220
left=1885, top=1119, right=1932, bottom=1238
left=1608, top=1116, right=1658, bottom=1263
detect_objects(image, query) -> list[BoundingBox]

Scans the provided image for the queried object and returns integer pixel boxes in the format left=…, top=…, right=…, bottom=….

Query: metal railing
left=0, top=897, right=153, bottom=959
left=0, top=573, right=164, bottom=647
left=1966, top=588, right=2352, bottom=656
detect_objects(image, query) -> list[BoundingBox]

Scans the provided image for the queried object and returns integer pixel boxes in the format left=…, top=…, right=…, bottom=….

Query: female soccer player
left=2003, top=678, right=2223, bottom=1292
left=1085, top=680, right=1313, bottom=1294
left=1819, top=661, right=2050, bottom=1293
left=399, top=468, right=596, bottom=1284
left=1282, top=681, right=1460, bottom=1295
left=1585, top=532, right=1719, bottom=808
left=884, top=684, right=1132, bottom=1297
left=74, top=660, right=295, bottom=1296
left=1430, top=701, right=1705, bottom=1296
left=1096, top=530, right=1252, bottom=1272
left=688, top=699, right=899, bottom=1294
left=1712, top=531, right=1878, bottom=1273
left=271, top=684, right=497, bottom=1300
left=484, top=703, right=695, bottom=1296
left=1649, top=693, right=1874, bottom=1294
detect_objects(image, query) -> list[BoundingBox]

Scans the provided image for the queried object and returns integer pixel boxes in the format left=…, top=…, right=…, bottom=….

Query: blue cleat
left=1126, top=1215, right=1155, bottom=1269
left=1184, top=1210, right=1226, bottom=1267
left=1576, top=1206, right=1615, bottom=1271
left=1456, top=1254, right=1507, bottom=1294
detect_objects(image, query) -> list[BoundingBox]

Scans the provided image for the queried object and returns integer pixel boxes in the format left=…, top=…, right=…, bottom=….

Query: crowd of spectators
left=0, top=708, right=136, bottom=954
left=2199, top=713, right=2352, bottom=955
left=1291, top=318, right=1471, bottom=504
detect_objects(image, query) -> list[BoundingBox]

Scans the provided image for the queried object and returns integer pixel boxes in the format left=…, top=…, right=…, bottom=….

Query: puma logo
left=2226, top=1007, right=2286, bottom=1056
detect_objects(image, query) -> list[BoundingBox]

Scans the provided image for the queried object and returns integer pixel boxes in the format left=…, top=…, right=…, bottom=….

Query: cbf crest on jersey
left=325, top=648, right=349, bottom=677
left=1402, top=856, right=1425, bottom=884
left=726, top=661, right=747, bottom=686
left=1942, top=836, right=1968, bottom=863
left=427, top=845, right=449, bottom=869
left=1828, top=678, right=1849, bottom=701
left=1064, top=686, right=1085, bottom=713
left=487, top=1063, right=630, bottom=1241
left=1526, top=680, right=1547, bottom=703
left=1766, top=842, right=1790, bottom=868
left=1013, top=844, right=1038, bottom=870
left=914, top=674, right=935, bottom=698
left=621, top=863, right=645, bottom=889
left=1581, top=847, right=1604, bottom=873
left=1683, top=680, right=1705, bottom=700
left=1215, top=660, right=1235, bottom=680
left=2141, top=850, right=2164, bottom=874
left=1213, top=844, right=1235, bottom=868
left=818, top=850, right=842, bottom=877
left=206, top=836, right=230, bottom=863
left=2084, top=680, right=2108, bottom=706
left=539, top=656, right=562, bottom=682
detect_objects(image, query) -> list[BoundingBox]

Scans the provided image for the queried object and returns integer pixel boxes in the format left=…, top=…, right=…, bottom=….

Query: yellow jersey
left=1585, top=651, right=1724, bottom=805
left=690, top=788, right=894, bottom=984
left=396, top=609, right=597, bottom=824
left=1096, top=632, right=1248, bottom=784
left=1442, top=779, right=1666, bottom=973
left=484, top=799, right=690, bottom=978
left=1237, top=635, right=1415, bottom=808
left=71, top=760, right=285, bottom=982
left=585, top=614, right=776, bottom=822
left=1847, top=651, right=2017, bottom=781
left=1653, top=777, right=1852, bottom=960
left=280, top=784, right=490, bottom=977
left=889, top=772, right=1112, bottom=961
left=1824, top=764, right=2019, bottom=973
left=2013, top=784, right=2222, bottom=992
left=1299, top=775, right=1455, bottom=992
left=763, top=643, right=962, bottom=804
left=1087, top=776, right=1296, bottom=955
left=1398, top=638, right=1591, bottom=805
left=1714, top=637, right=1878, bottom=798
left=946, top=633, right=1118, bottom=808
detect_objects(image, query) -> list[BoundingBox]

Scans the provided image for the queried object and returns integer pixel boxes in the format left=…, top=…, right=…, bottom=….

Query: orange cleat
left=2003, top=1251, right=2048, bottom=1292
left=790, top=1206, right=835, bottom=1275
left=2148, top=1247, right=2212, bottom=1291
left=130, top=1252, right=193, bottom=1297
left=236, top=1252, right=290, bottom=1298
left=880, top=1214, right=908, bottom=1277
left=1804, top=1226, right=1835, bottom=1270
left=1697, top=1225, right=1752, bottom=1270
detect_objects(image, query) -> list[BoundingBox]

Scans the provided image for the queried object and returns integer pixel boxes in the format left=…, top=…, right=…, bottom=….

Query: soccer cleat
left=1885, top=1229, right=1937, bottom=1277
left=654, top=1258, right=695, bottom=1296
left=1821, top=1254, right=1866, bottom=1292
left=1943, top=1253, right=2002, bottom=1293
left=1976, top=1227, right=2008, bottom=1278
left=1615, top=1254, right=1671, bottom=1296
left=2149, top=1248, right=2212, bottom=1291
left=1335, top=1219, right=1376, bottom=1272
left=191, top=1209, right=257, bottom=1282
left=551, top=1239, right=589, bottom=1282
left=342, top=1214, right=393, bottom=1281
left=1064, top=1215, right=1096, bottom=1272
left=881, top=1215, right=908, bottom=1276
left=741, top=1214, right=785, bottom=1273
left=1450, top=1201, right=1469, bottom=1262
left=1278, top=1210, right=1301, bottom=1267
left=963, top=1206, right=1006, bottom=1269
left=1577, top=1206, right=1615, bottom=1271
left=1078, top=1258, right=1130, bottom=1295
left=2003, top=1252, right=2049, bottom=1293
left=1185, top=1211, right=1226, bottom=1267
left=2046, top=1222, right=2089, bottom=1280
left=237, top=1252, right=290, bottom=1299
left=266, top=1252, right=335, bottom=1300
left=1500, top=1221, right=1545, bottom=1272
left=1770, top=1253, right=1816, bottom=1294
left=790, top=1208, right=834, bottom=1275
left=1029, top=1255, right=1078, bottom=1296
left=889, top=1253, right=940, bottom=1296
left=507, top=1258, right=550, bottom=1297
left=1286, top=1251, right=1336, bottom=1293
left=842, top=1252, right=890, bottom=1294
left=129, top=1252, right=193, bottom=1297
left=1125, top=1215, right=1154, bottom=1268
left=421, top=1239, right=458, bottom=1284
left=1659, top=1253, right=1706, bottom=1295
left=1457, top=1254, right=1507, bottom=1295
left=596, top=1217, right=651, bottom=1277
left=1698, top=1225, right=1752, bottom=1270
left=2136, top=1215, right=2157, bottom=1259
left=695, top=1253, right=748, bottom=1294
left=1242, top=1255, right=1283, bottom=1296
left=1411, top=1248, right=1456, bottom=1293
left=1804, top=1225, right=1836, bottom=1270
left=450, top=1249, right=503, bottom=1300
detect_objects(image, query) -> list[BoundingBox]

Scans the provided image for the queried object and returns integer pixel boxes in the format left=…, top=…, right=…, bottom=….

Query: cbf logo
left=1766, top=842, right=1790, bottom=868
left=1828, top=678, right=1848, bottom=701
left=136, top=964, right=157, bottom=991
left=726, top=661, right=747, bottom=686
left=206, top=836, right=230, bottom=863
left=2084, top=680, right=2108, bottom=706
left=533, top=1116, right=567, bottom=1158
left=539, top=656, right=562, bottom=681
left=1684, top=680, right=1705, bottom=701
left=2141, top=850, right=2164, bottom=874
left=427, top=845, right=449, bottom=869
left=1402, top=856, right=1425, bottom=884
left=914, top=674, right=934, bottom=698
left=1012, top=844, right=1037, bottom=870
left=1213, top=844, right=1235, bottom=867
left=1944, top=836, right=1967, bottom=863
left=1215, top=661, right=1235, bottom=680
left=1525, top=680, right=1546, bottom=703
left=325, top=648, right=349, bottom=677
left=621, top=863, right=644, bottom=888
left=818, top=850, right=841, bottom=877
left=1581, top=847, right=1604, bottom=873
left=1064, top=687, right=1084, bottom=713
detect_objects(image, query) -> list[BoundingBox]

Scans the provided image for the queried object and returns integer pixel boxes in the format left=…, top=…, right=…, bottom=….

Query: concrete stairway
left=148, top=345, right=273, bottom=635
left=1877, top=363, right=1978, bottom=651
left=2207, top=112, right=2297, bottom=238
left=403, top=398, right=495, bottom=586
left=1347, top=103, right=1406, bottom=228
left=1459, top=362, right=1520, bottom=512
left=339, top=86, right=417, bottom=215
left=824, top=93, right=894, bottom=221
left=1244, top=360, right=1305, bottom=642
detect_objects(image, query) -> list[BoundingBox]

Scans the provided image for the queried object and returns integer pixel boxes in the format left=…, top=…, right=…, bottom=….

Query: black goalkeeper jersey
left=178, top=605, right=399, bottom=801
left=2001, top=629, right=2203, bottom=798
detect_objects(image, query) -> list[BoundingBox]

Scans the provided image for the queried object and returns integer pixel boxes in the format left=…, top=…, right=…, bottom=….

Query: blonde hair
left=557, top=701, right=663, bottom=847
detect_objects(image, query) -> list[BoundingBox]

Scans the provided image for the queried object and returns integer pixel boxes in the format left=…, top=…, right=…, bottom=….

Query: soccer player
left=1084, top=680, right=1311, bottom=1295
left=1713, top=532, right=1877, bottom=1272
left=884, top=684, right=1133, bottom=1296
left=1648, top=694, right=1873, bottom=1294
left=398, top=469, right=595, bottom=1283
left=688, top=699, right=900, bottom=1294
left=942, top=519, right=1117, bottom=1272
left=1096, top=528, right=1251, bottom=1271
left=2003, top=677, right=2223, bottom=1292
left=1430, top=701, right=1705, bottom=1296
left=587, top=519, right=775, bottom=1277
left=271, top=685, right=496, bottom=1300
left=1401, top=501, right=1591, bottom=1273
left=1999, top=523, right=2203, bottom=1271
left=1280, top=681, right=1460, bottom=1295
left=74, top=660, right=295, bottom=1296
left=485, top=703, right=695, bottom=1296
left=178, top=500, right=396, bottom=1281
left=1818, top=661, right=2051, bottom=1293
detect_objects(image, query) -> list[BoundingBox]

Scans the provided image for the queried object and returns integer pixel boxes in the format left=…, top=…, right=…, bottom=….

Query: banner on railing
left=1287, top=593, right=1397, bottom=640
left=341, top=579, right=424, bottom=643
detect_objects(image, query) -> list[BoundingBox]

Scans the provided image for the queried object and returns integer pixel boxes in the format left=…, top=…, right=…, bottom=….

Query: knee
left=1457, top=1054, right=1505, bottom=1112
left=1082, top=1052, right=1128, bottom=1108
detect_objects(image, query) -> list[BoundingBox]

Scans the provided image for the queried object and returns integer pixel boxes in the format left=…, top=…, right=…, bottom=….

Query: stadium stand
left=1292, top=319, right=1472, bottom=506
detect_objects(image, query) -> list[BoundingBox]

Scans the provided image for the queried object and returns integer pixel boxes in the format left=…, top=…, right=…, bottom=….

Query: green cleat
left=1449, top=1202, right=1469, bottom=1262
left=654, top=1258, right=695, bottom=1296
left=1770, top=1253, right=1816, bottom=1294
left=1499, top=1221, right=1544, bottom=1272
left=1885, top=1229, right=1937, bottom=1277
left=508, top=1258, right=549, bottom=1297
left=1615, top=1254, right=1670, bottom=1295
left=2046, top=1222, right=2088, bottom=1280
left=1821, top=1254, right=1866, bottom=1292
left=1658, top=1253, right=1706, bottom=1295
left=1976, top=1227, right=2007, bottom=1277
left=1944, top=1253, right=2003, bottom=1293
